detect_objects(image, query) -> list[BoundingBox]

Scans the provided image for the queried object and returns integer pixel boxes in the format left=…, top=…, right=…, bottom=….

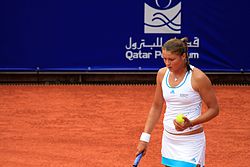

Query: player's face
left=162, top=49, right=186, bottom=72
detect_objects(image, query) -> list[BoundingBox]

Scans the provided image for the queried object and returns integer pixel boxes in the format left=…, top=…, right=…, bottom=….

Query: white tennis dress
left=161, top=66, right=205, bottom=167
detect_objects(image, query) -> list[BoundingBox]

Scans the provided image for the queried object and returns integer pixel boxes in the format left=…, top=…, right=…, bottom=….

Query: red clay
left=0, top=85, right=249, bottom=167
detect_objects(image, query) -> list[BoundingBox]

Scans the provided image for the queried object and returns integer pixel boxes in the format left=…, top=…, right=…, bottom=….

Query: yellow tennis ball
left=176, top=114, right=184, bottom=124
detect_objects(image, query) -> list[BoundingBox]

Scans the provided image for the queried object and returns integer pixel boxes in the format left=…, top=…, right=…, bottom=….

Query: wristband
left=140, top=132, right=151, bottom=143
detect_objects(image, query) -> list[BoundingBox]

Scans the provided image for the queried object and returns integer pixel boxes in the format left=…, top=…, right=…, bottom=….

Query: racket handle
left=133, top=152, right=143, bottom=167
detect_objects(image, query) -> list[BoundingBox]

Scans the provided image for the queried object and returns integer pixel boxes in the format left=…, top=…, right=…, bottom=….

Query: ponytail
left=181, top=37, right=191, bottom=71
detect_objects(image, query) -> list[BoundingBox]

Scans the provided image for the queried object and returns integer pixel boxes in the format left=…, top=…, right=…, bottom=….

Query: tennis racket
left=133, top=152, right=143, bottom=167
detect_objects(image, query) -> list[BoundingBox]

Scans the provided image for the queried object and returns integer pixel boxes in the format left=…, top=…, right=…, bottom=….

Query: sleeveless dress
left=161, top=66, right=205, bottom=167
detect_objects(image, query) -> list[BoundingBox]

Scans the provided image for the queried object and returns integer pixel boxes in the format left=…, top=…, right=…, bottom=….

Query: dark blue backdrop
left=0, top=0, right=249, bottom=72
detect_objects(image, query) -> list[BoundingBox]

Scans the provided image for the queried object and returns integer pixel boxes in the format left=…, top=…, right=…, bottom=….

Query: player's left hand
left=173, top=116, right=192, bottom=131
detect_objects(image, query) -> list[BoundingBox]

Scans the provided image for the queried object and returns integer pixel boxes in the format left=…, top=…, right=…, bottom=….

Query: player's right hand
left=136, top=141, right=148, bottom=156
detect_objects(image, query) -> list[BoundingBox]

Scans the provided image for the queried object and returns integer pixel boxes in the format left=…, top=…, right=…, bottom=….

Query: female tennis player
left=136, top=37, right=219, bottom=167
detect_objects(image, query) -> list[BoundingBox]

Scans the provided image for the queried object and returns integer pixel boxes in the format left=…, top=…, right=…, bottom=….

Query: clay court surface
left=0, top=85, right=249, bottom=167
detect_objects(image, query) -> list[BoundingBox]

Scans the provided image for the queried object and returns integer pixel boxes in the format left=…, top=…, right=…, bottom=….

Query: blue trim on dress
left=166, top=70, right=190, bottom=88
left=162, top=157, right=196, bottom=167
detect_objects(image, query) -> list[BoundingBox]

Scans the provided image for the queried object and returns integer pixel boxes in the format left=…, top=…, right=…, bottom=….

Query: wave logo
left=144, top=0, right=181, bottom=34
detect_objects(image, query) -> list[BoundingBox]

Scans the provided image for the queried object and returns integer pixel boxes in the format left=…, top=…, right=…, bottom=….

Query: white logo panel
left=144, top=2, right=181, bottom=34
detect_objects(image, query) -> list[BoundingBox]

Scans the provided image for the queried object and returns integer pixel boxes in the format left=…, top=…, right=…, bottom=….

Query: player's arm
left=136, top=68, right=165, bottom=156
left=144, top=69, right=164, bottom=134
left=143, top=68, right=165, bottom=134
left=191, top=69, right=219, bottom=126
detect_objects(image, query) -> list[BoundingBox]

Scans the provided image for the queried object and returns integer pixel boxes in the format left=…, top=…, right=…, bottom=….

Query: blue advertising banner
left=0, top=0, right=250, bottom=72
